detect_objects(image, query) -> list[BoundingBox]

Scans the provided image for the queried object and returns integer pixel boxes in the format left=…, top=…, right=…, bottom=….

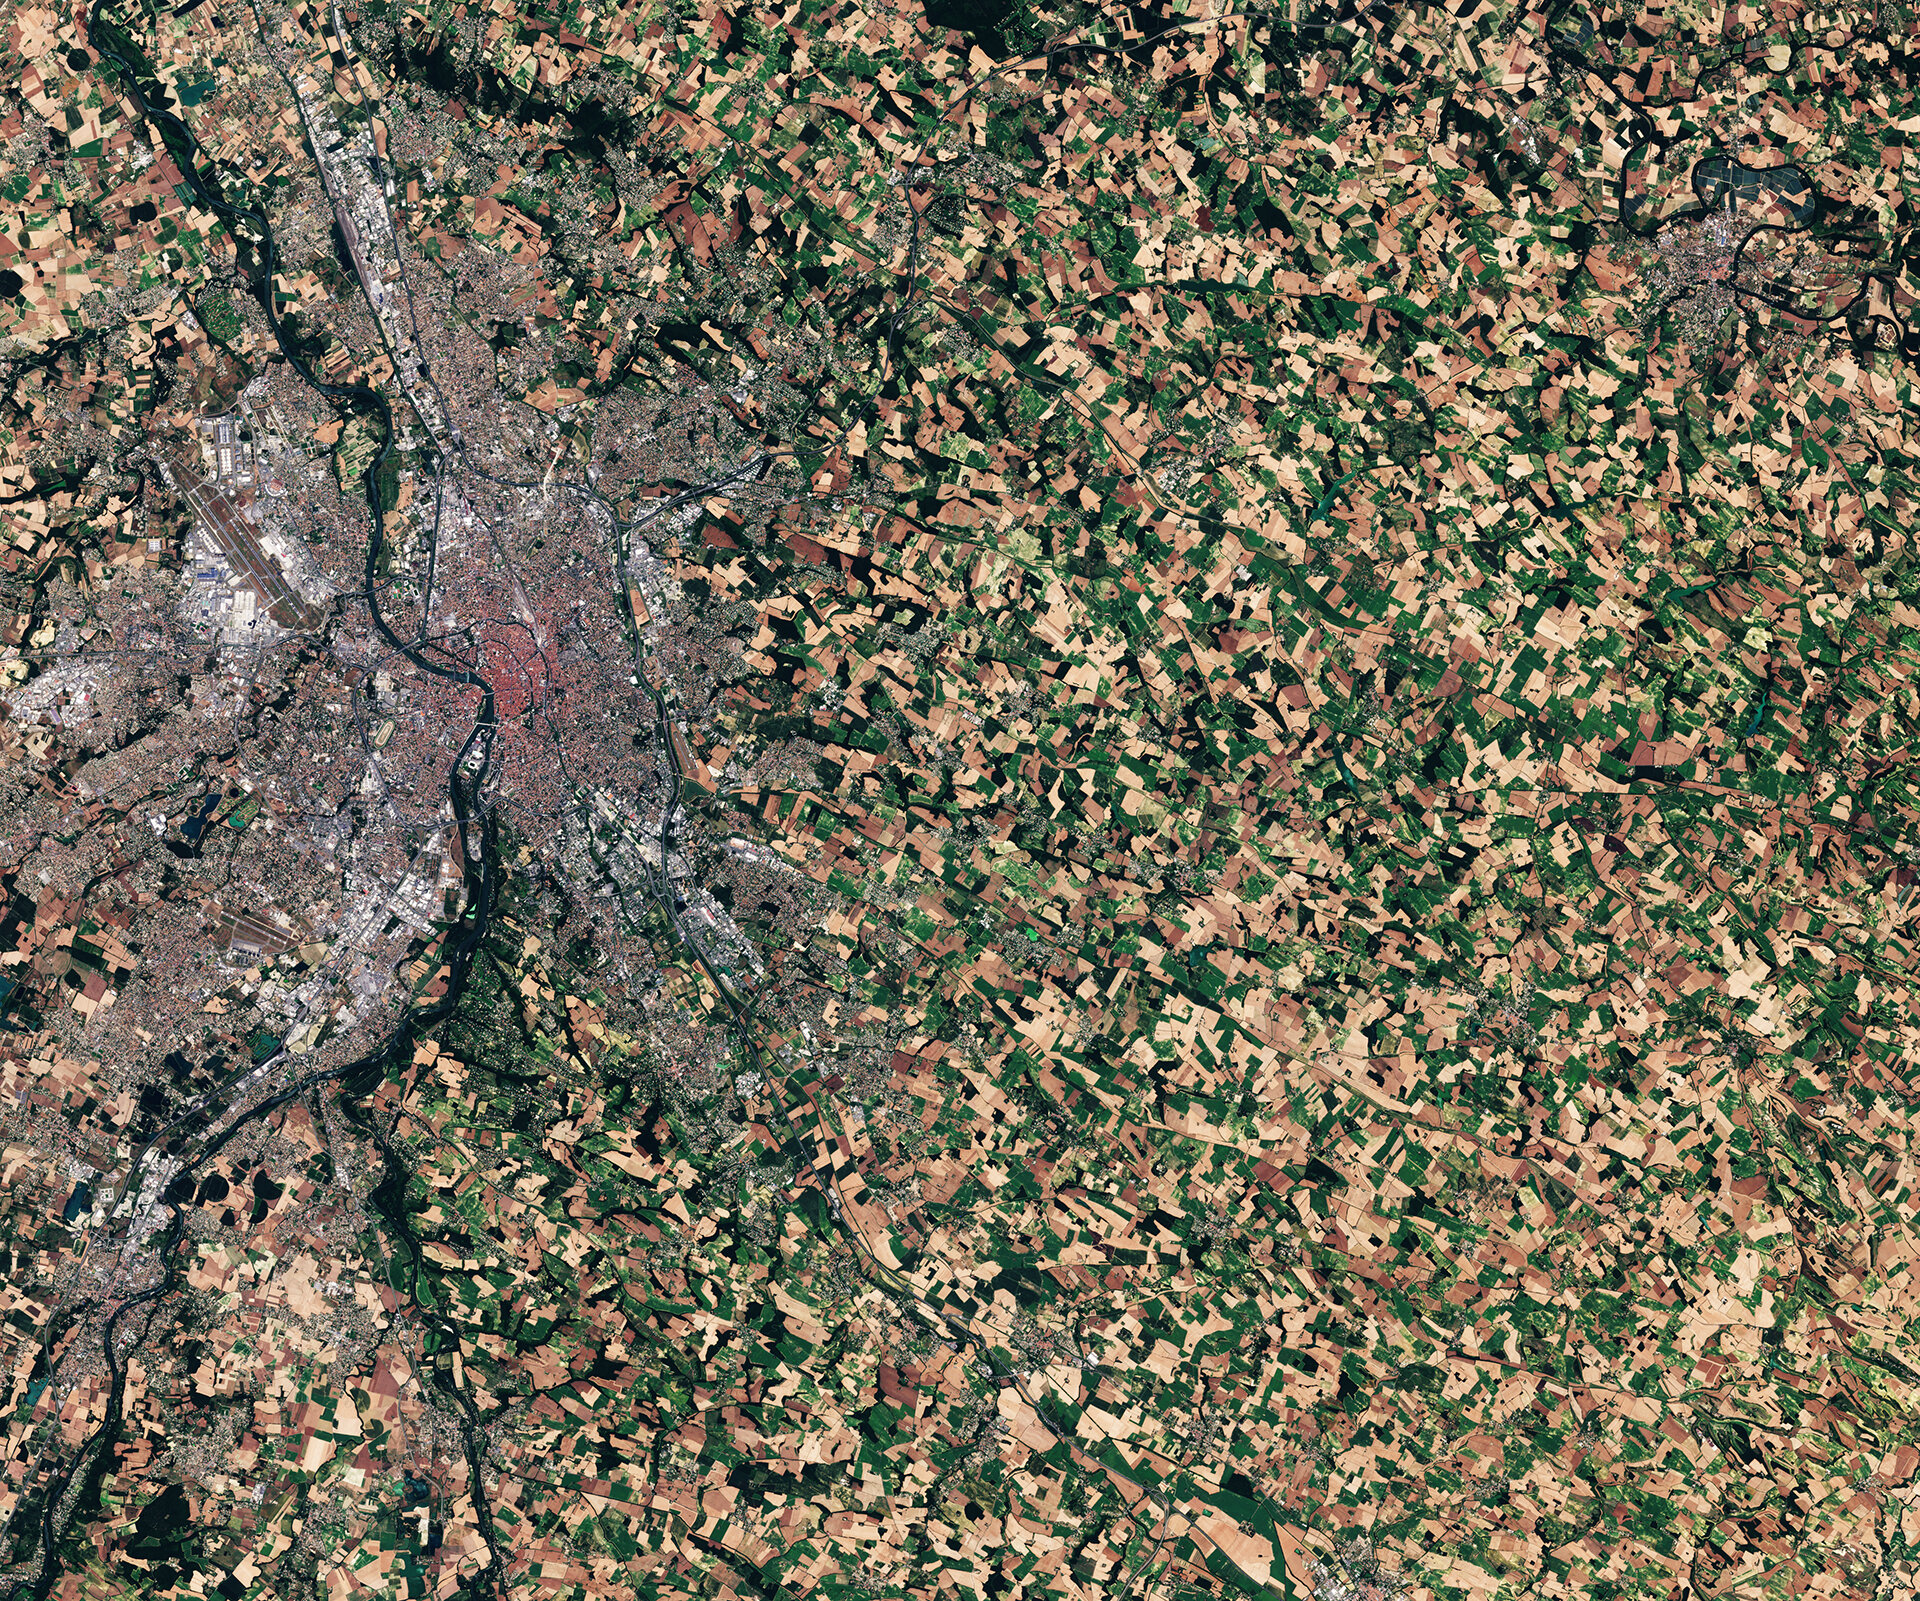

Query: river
left=16, top=14, right=1291, bottom=1601
left=7, top=9, right=508, bottom=1595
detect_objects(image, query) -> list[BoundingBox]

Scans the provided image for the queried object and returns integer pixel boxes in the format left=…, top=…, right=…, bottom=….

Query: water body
left=7, top=10, right=509, bottom=1597
left=180, top=794, right=221, bottom=843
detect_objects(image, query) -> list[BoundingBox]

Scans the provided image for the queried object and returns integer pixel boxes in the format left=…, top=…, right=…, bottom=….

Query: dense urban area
left=0, top=1, right=1919, bottom=1601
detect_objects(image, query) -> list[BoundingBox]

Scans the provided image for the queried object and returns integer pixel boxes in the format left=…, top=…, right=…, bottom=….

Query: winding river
left=6, top=10, right=509, bottom=1596
left=9, top=14, right=1324, bottom=1601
